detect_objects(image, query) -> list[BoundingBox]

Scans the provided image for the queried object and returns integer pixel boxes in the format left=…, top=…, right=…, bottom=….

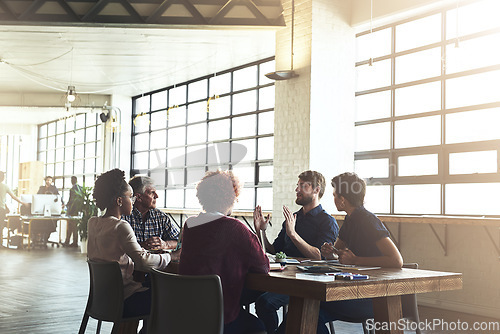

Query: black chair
left=79, top=260, right=148, bottom=334
left=149, top=269, right=224, bottom=334
left=328, top=263, right=422, bottom=334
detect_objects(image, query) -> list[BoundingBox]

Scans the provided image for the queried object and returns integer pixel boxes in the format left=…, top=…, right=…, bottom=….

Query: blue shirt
left=338, top=206, right=389, bottom=257
left=273, top=204, right=338, bottom=258
left=123, top=207, right=180, bottom=243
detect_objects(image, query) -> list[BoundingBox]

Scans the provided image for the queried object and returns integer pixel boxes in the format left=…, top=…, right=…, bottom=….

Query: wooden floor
left=0, top=243, right=498, bottom=334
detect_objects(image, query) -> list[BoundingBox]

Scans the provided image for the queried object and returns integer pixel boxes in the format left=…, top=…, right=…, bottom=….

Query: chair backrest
left=149, top=269, right=224, bottom=334
left=401, top=263, right=419, bottom=323
left=86, top=260, right=125, bottom=322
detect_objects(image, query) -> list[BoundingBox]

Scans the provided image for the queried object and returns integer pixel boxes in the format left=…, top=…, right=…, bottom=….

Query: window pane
left=170, top=85, right=186, bottom=106
left=259, top=86, right=275, bottom=110
left=208, top=96, right=230, bottom=119
left=208, top=119, right=230, bottom=142
left=167, top=148, right=185, bottom=167
left=398, top=154, right=438, bottom=176
left=167, top=106, right=186, bottom=127
left=259, top=164, right=273, bottom=182
left=233, top=91, right=257, bottom=115
left=449, top=151, right=497, bottom=174
left=133, top=152, right=149, bottom=170
left=355, top=59, right=391, bottom=91
left=259, top=60, right=275, bottom=85
left=150, top=130, right=166, bottom=150
left=395, top=116, right=441, bottom=148
left=151, top=90, right=167, bottom=111
left=47, top=136, right=55, bottom=150
left=134, top=133, right=150, bottom=151
left=65, top=147, right=73, bottom=160
left=233, top=187, right=254, bottom=211
left=186, top=123, right=206, bottom=145
left=74, top=160, right=83, bottom=174
left=85, top=127, right=96, bottom=142
left=85, top=143, right=95, bottom=157
left=168, top=127, right=186, bottom=147
left=186, top=167, right=206, bottom=185
left=167, top=169, right=184, bottom=186
left=75, top=114, right=85, bottom=129
left=395, top=47, right=441, bottom=84
left=133, top=114, right=150, bottom=133
left=233, top=115, right=256, bottom=138
left=446, top=70, right=500, bottom=109
left=396, top=14, right=441, bottom=52
left=258, top=111, right=274, bottom=135
left=258, top=137, right=273, bottom=160
left=446, top=183, right=500, bottom=215
left=56, top=119, right=65, bottom=133
left=187, top=101, right=206, bottom=124
left=75, top=144, right=84, bottom=159
left=232, top=165, right=254, bottom=184
left=185, top=188, right=201, bottom=209
left=355, top=122, right=391, bottom=151
left=446, top=0, right=500, bottom=39
left=446, top=108, right=500, bottom=143
left=233, top=65, right=257, bottom=91
left=354, top=159, right=389, bottom=178
left=394, top=184, right=441, bottom=214
left=85, top=159, right=95, bottom=173
left=186, top=145, right=206, bottom=166
left=232, top=139, right=255, bottom=163
left=364, top=185, right=390, bottom=214
left=356, top=28, right=392, bottom=62
left=256, top=187, right=273, bottom=211
left=188, top=79, right=207, bottom=102
left=156, top=190, right=165, bottom=208
left=135, top=95, right=150, bottom=116
left=150, top=149, right=166, bottom=171
left=56, top=134, right=64, bottom=148
left=151, top=110, right=167, bottom=131
left=208, top=143, right=230, bottom=164
left=356, top=90, right=391, bottom=121
left=210, top=73, right=231, bottom=96
left=39, top=124, right=47, bottom=137
left=395, top=81, right=441, bottom=116
left=445, top=33, right=500, bottom=74
left=166, top=189, right=184, bottom=208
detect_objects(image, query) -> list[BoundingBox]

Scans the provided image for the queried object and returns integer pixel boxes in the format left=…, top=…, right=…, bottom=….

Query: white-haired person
left=179, top=170, right=269, bottom=334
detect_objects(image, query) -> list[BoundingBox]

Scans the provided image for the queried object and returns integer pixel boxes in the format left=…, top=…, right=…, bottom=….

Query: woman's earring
left=119, top=203, right=122, bottom=207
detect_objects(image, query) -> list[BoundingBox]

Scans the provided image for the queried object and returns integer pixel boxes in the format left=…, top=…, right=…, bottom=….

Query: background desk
left=6, top=215, right=80, bottom=250
left=245, top=266, right=462, bottom=334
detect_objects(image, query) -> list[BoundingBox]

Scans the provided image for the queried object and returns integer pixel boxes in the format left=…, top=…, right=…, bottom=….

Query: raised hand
left=253, top=205, right=270, bottom=231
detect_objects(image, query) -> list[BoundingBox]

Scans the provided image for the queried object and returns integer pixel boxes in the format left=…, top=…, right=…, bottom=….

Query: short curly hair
left=196, top=170, right=241, bottom=213
left=93, top=169, right=130, bottom=211
left=331, top=172, right=366, bottom=207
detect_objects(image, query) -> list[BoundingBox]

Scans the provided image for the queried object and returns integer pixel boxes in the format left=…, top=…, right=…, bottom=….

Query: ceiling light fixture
left=265, top=0, right=298, bottom=81
left=66, top=85, right=76, bottom=102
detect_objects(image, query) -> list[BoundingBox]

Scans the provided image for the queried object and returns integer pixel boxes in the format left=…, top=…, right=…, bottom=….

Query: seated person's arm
left=338, top=237, right=403, bottom=268
left=321, top=239, right=346, bottom=260
left=283, top=205, right=321, bottom=260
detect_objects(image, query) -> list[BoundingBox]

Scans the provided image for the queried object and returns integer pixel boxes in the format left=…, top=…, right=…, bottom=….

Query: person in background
left=37, top=176, right=59, bottom=195
left=253, top=170, right=339, bottom=334
left=64, top=176, right=82, bottom=247
left=33, top=175, right=61, bottom=245
left=179, top=170, right=269, bottom=334
left=277, top=172, right=403, bottom=334
left=122, top=176, right=179, bottom=251
left=1, top=171, right=28, bottom=245
left=88, top=169, right=178, bottom=334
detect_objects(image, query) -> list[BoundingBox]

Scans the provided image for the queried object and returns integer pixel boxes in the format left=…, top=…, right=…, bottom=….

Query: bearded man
left=252, top=170, right=339, bottom=334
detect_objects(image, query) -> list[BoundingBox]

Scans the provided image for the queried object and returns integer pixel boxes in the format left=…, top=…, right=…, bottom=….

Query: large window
left=354, top=0, right=500, bottom=216
left=131, top=57, right=275, bottom=211
left=37, top=113, right=103, bottom=201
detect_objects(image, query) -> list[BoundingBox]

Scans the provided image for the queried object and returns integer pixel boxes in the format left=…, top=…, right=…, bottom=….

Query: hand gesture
left=321, top=242, right=338, bottom=260
left=337, top=248, right=356, bottom=265
left=283, top=205, right=297, bottom=238
left=253, top=205, right=270, bottom=232
left=145, top=236, right=163, bottom=250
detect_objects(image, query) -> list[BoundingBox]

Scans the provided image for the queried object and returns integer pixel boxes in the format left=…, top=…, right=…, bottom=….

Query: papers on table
left=296, top=273, right=336, bottom=282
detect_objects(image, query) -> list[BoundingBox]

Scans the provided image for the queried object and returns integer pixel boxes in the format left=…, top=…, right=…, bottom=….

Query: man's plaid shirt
left=123, top=207, right=180, bottom=243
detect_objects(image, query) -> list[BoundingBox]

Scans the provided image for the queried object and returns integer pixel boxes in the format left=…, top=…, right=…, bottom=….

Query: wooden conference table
left=245, top=265, right=462, bottom=334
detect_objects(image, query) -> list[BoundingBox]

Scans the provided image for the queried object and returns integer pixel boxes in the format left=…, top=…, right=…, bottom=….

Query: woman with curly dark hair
left=179, top=170, right=269, bottom=334
left=88, top=169, right=178, bottom=334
